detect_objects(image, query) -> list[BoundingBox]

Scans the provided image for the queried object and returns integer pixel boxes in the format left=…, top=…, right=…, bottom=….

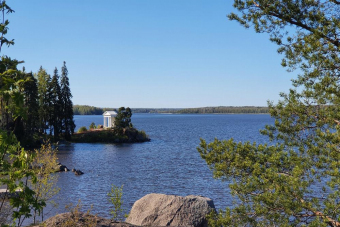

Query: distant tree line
left=73, top=105, right=269, bottom=115
left=73, top=106, right=182, bottom=115
left=131, top=108, right=182, bottom=113
left=0, top=61, right=75, bottom=146
left=178, top=106, right=269, bottom=114
left=73, top=105, right=114, bottom=115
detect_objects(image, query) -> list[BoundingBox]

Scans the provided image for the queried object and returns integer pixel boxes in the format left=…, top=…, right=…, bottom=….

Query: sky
left=5, top=1, right=295, bottom=108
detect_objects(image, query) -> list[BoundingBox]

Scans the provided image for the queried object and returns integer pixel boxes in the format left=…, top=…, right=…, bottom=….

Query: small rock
left=59, top=165, right=68, bottom=172
left=75, top=170, right=84, bottom=175
left=54, top=163, right=69, bottom=172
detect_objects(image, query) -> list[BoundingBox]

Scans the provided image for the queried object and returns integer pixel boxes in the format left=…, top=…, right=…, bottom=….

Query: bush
left=139, top=130, right=149, bottom=140
left=78, top=126, right=87, bottom=133
left=107, top=184, right=124, bottom=221
left=89, top=122, right=96, bottom=130
left=31, top=142, right=60, bottom=224
left=60, top=200, right=97, bottom=227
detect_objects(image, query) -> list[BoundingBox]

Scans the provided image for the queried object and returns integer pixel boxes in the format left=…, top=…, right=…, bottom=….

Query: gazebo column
left=104, top=117, right=107, bottom=128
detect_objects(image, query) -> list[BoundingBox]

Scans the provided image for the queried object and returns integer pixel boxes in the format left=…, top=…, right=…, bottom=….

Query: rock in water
left=75, top=169, right=84, bottom=175
left=125, top=193, right=215, bottom=227
left=54, top=163, right=69, bottom=172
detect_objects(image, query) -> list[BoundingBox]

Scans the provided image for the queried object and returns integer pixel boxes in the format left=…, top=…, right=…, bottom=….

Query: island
left=71, top=107, right=150, bottom=143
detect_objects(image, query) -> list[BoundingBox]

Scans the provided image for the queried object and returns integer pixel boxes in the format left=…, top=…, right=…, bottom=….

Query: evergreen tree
left=36, top=66, right=51, bottom=134
left=49, top=67, right=62, bottom=139
left=60, top=61, right=75, bottom=140
left=199, top=1, right=340, bottom=226
left=114, top=107, right=133, bottom=136
left=22, top=72, right=39, bottom=140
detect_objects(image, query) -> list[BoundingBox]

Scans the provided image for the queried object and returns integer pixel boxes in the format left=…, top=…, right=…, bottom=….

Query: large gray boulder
left=125, top=193, right=215, bottom=227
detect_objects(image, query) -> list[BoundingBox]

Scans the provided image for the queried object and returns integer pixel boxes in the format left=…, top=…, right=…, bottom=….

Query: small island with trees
left=71, top=107, right=150, bottom=143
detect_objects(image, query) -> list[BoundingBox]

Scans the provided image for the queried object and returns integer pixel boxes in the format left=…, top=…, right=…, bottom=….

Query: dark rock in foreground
left=32, top=212, right=140, bottom=227
left=126, top=193, right=215, bottom=227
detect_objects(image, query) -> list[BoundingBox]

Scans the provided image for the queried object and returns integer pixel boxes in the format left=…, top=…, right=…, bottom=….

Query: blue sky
left=6, top=1, right=294, bottom=108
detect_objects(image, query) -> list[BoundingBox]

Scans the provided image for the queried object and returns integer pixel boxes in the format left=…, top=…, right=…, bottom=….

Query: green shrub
left=107, top=184, right=124, bottom=221
left=89, top=122, right=96, bottom=130
left=139, top=130, right=149, bottom=140
left=78, top=126, right=87, bottom=133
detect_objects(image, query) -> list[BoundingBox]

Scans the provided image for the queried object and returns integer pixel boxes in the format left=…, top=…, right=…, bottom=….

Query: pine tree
left=199, top=1, right=340, bottom=226
left=114, top=107, right=133, bottom=136
left=48, top=67, right=62, bottom=140
left=60, top=61, right=75, bottom=140
left=36, top=66, right=51, bottom=134
left=22, top=72, right=39, bottom=138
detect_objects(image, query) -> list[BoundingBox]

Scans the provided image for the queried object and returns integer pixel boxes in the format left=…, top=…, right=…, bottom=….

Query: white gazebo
left=103, top=111, right=117, bottom=128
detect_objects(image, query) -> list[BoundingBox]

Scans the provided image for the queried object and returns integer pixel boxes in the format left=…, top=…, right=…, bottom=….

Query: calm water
left=46, top=114, right=273, bottom=220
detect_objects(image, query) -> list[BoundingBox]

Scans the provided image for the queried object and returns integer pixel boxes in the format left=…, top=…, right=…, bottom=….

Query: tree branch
left=296, top=195, right=340, bottom=227
left=253, top=2, right=340, bottom=47
left=329, top=0, right=340, bottom=4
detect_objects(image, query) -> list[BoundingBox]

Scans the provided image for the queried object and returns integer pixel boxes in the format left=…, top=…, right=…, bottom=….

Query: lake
left=45, top=114, right=274, bottom=221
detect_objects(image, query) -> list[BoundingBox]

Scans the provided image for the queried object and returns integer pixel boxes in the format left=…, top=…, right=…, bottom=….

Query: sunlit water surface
left=31, top=114, right=274, bottom=223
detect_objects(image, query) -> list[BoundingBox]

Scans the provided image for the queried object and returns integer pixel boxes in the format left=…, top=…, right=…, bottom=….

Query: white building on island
left=103, top=111, right=117, bottom=128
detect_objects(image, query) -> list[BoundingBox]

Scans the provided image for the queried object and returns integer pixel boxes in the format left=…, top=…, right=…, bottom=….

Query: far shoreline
left=74, top=112, right=271, bottom=115
left=73, top=105, right=269, bottom=115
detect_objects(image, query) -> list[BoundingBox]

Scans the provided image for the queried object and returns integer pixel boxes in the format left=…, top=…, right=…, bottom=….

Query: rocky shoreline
left=70, top=128, right=150, bottom=143
left=30, top=193, right=215, bottom=227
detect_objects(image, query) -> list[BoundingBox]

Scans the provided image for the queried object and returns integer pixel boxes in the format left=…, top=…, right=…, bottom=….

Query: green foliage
left=0, top=57, right=26, bottom=133
left=138, top=130, right=149, bottom=140
left=107, top=184, right=124, bottom=221
left=60, top=61, right=75, bottom=140
left=114, top=107, right=132, bottom=136
left=22, top=72, right=39, bottom=139
left=0, top=1, right=14, bottom=52
left=73, top=105, right=182, bottom=115
left=78, top=126, right=87, bottom=133
left=73, top=105, right=113, bottom=115
left=0, top=2, right=64, bottom=226
left=0, top=130, right=45, bottom=227
left=89, top=122, right=96, bottom=130
left=71, top=128, right=149, bottom=143
left=36, top=66, right=51, bottom=134
left=199, top=1, right=340, bottom=226
left=48, top=68, right=63, bottom=140
left=31, top=142, right=60, bottom=224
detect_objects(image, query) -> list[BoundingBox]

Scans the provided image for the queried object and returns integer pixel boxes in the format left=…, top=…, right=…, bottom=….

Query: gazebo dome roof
left=103, top=111, right=117, bottom=116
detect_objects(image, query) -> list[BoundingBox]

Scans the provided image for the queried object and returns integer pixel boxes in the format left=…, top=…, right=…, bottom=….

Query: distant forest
left=73, top=105, right=181, bottom=115
left=73, top=105, right=269, bottom=115
left=73, top=105, right=115, bottom=115
left=178, top=106, right=269, bottom=114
